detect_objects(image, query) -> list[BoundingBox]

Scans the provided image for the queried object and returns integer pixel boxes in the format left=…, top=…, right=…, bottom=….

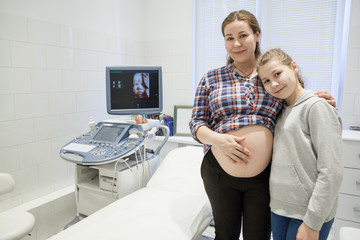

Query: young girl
left=257, top=48, right=343, bottom=240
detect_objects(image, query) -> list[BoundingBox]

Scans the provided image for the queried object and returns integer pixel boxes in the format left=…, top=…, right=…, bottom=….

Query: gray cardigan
left=270, top=90, right=343, bottom=231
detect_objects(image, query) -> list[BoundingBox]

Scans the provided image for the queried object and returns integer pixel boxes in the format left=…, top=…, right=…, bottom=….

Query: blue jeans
left=271, top=212, right=333, bottom=240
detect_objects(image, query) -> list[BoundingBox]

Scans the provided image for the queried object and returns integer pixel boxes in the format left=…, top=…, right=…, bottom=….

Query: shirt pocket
left=241, top=81, right=255, bottom=107
left=270, top=162, right=310, bottom=206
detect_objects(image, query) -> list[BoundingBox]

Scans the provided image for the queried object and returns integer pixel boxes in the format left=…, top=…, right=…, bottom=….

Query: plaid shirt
left=190, top=64, right=284, bottom=153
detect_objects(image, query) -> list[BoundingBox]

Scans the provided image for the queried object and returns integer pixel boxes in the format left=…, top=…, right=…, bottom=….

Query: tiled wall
left=144, top=38, right=193, bottom=114
left=0, top=0, right=193, bottom=212
left=142, top=0, right=193, bottom=115
left=0, top=10, right=122, bottom=210
left=342, top=0, right=360, bottom=129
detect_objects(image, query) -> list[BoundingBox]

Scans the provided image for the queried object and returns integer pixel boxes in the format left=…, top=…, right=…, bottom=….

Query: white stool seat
left=0, top=210, right=35, bottom=240
left=340, top=227, right=360, bottom=240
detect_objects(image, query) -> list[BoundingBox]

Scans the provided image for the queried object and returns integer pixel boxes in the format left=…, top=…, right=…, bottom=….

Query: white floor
left=200, top=225, right=246, bottom=240
left=201, top=225, right=335, bottom=240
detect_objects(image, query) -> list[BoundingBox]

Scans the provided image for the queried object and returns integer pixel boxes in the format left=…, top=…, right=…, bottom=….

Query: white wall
left=342, top=0, right=360, bottom=129
left=0, top=0, right=145, bottom=35
left=0, top=0, right=193, bottom=210
left=143, top=0, right=193, bottom=114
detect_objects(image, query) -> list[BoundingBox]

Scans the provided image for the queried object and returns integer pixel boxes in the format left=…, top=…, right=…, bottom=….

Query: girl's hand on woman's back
left=315, top=90, right=337, bottom=109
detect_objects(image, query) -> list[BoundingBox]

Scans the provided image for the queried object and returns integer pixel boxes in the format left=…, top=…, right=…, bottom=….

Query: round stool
left=0, top=211, right=35, bottom=240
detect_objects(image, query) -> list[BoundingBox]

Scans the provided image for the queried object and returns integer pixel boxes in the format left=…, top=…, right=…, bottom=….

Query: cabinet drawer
left=337, top=194, right=360, bottom=223
left=340, top=168, right=360, bottom=197
left=343, top=141, right=360, bottom=169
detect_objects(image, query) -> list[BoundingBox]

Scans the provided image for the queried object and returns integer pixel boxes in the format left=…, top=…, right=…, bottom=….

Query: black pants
left=201, top=149, right=271, bottom=240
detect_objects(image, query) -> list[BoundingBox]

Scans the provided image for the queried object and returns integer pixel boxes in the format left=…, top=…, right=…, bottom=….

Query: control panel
left=59, top=121, right=146, bottom=165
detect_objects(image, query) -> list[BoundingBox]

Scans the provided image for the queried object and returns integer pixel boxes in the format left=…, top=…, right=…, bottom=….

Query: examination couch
left=48, top=146, right=212, bottom=240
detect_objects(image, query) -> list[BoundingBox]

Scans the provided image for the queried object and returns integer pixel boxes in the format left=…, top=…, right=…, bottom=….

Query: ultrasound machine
left=59, top=66, right=169, bottom=220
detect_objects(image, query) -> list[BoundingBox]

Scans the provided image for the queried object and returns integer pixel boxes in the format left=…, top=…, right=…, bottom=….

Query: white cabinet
left=75, top=155, right=159, bottom=217
left=335, top=130, right=360, bottom=239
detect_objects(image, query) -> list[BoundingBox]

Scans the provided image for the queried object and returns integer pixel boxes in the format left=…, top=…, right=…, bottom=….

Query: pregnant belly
left=211, top=125, right=273, bottom=178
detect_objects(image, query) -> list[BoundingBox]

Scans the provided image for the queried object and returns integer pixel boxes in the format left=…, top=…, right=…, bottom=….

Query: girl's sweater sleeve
left=303, top=100, right=343, bottom=231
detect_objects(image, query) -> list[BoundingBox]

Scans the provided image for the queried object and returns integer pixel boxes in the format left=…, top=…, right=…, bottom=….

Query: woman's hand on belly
left=211, top=134, right=251, bottom=164
left=211, top=126, right=273, bottom=177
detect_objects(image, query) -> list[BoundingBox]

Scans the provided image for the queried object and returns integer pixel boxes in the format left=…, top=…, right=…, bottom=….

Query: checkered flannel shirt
left=190, top=64, right=284, bottom=154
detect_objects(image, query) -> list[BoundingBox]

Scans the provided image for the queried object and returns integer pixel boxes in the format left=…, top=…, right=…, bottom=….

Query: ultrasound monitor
left=106, top=66, right=163, bottom=115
